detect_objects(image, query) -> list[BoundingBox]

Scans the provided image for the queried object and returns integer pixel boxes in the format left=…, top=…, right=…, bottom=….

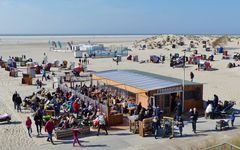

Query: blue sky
left=0, top=0, right=240, bottom=34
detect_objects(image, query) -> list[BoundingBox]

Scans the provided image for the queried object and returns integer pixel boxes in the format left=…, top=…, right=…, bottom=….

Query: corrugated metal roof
left=94, top=70, right=182, bottom=91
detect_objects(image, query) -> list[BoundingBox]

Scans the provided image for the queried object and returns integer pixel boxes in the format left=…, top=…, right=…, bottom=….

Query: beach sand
left=0, top=35, right=240, bottom=150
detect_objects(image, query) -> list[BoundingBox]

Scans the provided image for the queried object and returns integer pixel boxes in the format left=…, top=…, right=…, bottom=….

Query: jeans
left=36, top=123, right=42, bottom=135
left=153, top=127, right=159, bottom=138
left=231, top=119, right=235, bottom=127
left=42, top=75, right=47, bottom=81
left=17, top=105, right=21, bottom=112
left=192, top=120, right=197, bottom=133
left=179, top=126, right=183, bottom=136
left=27, top=127, right=32, bottom=137
left=14, top=102, right=17, bottom=110
left=47, top=131, right=53, bottom=143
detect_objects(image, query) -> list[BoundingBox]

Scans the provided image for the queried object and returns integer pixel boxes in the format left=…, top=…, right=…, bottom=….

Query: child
left=71, top=123, right=83, bottom=147
left=25, top=116, right=32, bottom=138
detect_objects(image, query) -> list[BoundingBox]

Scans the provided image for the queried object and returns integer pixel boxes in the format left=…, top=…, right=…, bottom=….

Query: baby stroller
left=215, top=119, right=229, bottom=131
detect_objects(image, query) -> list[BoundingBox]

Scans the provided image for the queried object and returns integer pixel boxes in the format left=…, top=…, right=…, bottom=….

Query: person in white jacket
left=205, top=103, right=212, bottom=119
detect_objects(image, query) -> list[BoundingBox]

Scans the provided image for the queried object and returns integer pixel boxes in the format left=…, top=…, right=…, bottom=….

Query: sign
left=156, top=86, right=182, bottom=95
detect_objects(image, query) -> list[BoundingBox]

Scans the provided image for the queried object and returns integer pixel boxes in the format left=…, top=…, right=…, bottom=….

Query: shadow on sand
left=0, top=121, right=22, bottom=125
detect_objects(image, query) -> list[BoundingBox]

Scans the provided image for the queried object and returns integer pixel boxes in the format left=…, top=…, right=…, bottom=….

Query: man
left=177, top=116, right=184, bottom=137
left=34, top=111, right=43, bottom=136
left=190, top=72, right=194, bottom=82
left=15, top=94, right=22, bottom=112
left=213, top=94, right=219, bottom=109
left=175, top=102, right=182, bottom=121
left=96, top=113, right=108, bottom=136
left=152, top=116, right=160, bottom=139
left=190, top=108, right=198, bottom=134
left=12, top=91, right=18, bottom=110
left=45, top=118, right=55, bottom=145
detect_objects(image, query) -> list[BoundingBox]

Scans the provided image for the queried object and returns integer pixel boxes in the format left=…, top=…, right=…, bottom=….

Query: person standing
left=190, top=108, right=198, bottom=134
left=152, top=116, right=160, bottom=139
left=177, top=116, right=184, bottom=137
left=25, top=116, right=32, bottom=138
left=45, top=118, right=55, bottom=145
left=12, top=91, right=18, bottom=110
left=15, top=94, right=22, bottom=112
left=71, top=124, right=84, bottom=147
left=175, top=102, right=182, bottom=121
left=230, top=112, right=235, bottom=127
left=41, top=68, right=47, bottom=81
left=213, top=94, right=219, bottom=110
left=96, top=113, right=108, bottom=136
left=34, top=111, right=43, bottom=136
left=190, top=72, right=194, bottom=82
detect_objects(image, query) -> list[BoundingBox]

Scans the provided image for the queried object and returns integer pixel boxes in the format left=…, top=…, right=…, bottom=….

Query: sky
left=0, top=0, right=240, bottom=34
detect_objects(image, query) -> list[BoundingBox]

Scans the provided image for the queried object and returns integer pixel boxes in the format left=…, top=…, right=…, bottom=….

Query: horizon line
left=0, top=33, right=239, bottom=36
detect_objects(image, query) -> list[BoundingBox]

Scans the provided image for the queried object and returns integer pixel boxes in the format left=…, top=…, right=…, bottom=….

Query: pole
left=182, top=50, right=186, bottom=112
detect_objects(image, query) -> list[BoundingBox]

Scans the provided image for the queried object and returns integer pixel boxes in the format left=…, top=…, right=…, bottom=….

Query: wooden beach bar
left=92, top=70, right=203, bottom=115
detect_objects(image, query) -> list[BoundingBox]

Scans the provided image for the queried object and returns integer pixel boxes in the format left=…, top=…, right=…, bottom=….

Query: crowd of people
left=12, top=83, right=237, bottom=145
left=13, top=84, right=113, bottom=146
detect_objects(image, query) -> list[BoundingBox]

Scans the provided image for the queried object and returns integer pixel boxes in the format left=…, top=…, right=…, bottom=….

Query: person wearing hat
left=152, top=116, right=160, bottom=139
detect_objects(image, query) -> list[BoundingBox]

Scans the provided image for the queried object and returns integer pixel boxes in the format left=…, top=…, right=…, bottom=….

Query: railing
left=203, top=142, right=240, bottom=150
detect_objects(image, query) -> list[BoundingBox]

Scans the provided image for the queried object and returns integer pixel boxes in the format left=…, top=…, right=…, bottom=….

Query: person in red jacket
left=45, top=118, right=55, bottom=145
left=25, top=116, right=32, bottom=138
left=72, top=100, right=79, bottom=117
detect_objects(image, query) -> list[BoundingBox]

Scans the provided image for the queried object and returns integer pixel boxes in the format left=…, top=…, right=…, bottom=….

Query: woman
left=71, top=124, right=84, bottom=147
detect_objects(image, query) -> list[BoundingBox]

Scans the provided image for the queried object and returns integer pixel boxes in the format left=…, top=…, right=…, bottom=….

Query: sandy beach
left=0, top=35, right=240, bottom=150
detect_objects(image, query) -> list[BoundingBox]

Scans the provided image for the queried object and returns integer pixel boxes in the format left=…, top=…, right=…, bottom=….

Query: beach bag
left=93, top=118, right=99, bottom=126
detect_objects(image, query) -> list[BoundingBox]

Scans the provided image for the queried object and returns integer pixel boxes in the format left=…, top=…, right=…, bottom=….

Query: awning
left=93, top=70, right=181, bottom=93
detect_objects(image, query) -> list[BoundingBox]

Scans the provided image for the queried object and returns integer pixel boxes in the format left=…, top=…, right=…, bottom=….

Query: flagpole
left=182, top=50, right=186, bottom=112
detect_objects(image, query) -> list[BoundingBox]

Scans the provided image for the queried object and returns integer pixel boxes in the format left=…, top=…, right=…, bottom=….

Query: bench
left=55, top=126, right=90, bottom=139
left=108, top=113, right=123, bottom=126
left=139, top=117, right=153, bottom=137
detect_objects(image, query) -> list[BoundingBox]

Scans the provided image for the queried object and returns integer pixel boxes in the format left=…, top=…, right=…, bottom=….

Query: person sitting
left=60, top=118, right=69, bottom=130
